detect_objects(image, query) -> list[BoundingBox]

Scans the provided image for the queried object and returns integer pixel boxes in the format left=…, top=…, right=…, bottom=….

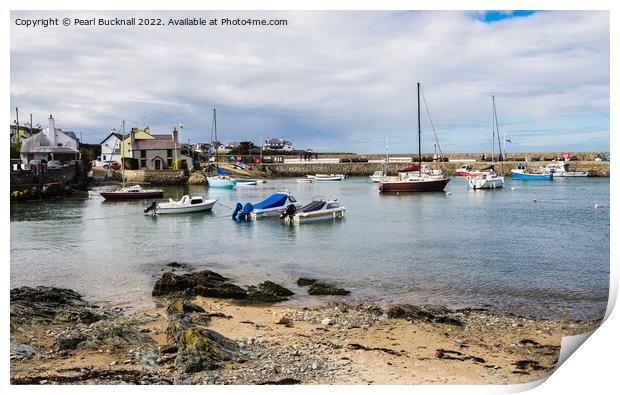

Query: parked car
left=29, top=159, right=47, bottom=165
left=103, top=161, right=121, bottom=170
left=47, top=160, right=62, bottom=168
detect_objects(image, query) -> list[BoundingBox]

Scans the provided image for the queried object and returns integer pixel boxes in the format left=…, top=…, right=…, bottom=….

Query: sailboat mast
left=121, top=120, right=125, bottom=188
left=493, top=97, right=504, bottom=175
left=213, top=109, right=218, bottom=164
left=491, top=96, right=495, bottom=164
left=417, top=82, right=422, bottom=176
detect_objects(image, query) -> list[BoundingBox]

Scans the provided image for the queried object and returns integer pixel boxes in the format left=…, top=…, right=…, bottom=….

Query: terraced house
left=125, top=127, right=194, bottom=171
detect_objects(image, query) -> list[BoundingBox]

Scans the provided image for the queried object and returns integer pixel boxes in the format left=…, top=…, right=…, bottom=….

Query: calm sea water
left=10, top=176, right=610, bottom=320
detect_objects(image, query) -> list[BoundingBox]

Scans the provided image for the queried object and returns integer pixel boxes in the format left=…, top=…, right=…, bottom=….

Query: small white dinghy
left=296, top=178, right=313, bottom=183
left=314, top=174, right=346, bottom=182
left=145, top=194, right=217, bottom=215
left=237, top=179, right=258, bottom=186
left=281, top=196, right=346, bottom=224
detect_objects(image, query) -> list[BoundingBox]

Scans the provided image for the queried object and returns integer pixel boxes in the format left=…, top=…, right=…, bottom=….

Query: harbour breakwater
left=264, top=160, right=610, bottom=177
left=10, top=162, right=89, bottom=201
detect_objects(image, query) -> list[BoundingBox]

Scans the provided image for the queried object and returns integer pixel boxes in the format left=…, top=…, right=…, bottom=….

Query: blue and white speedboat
left=232, top=191, right=301, bottom=220
left=207, top=176, right=237, bottom=188
left=511, top=164, right=553, bottom=180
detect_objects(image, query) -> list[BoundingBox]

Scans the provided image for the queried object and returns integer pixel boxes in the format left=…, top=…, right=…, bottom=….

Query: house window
left=140, top=159, right=147, bottom=168
left=103, top=155, right=107, bottom=160
left=167, top=149, right=173, bottom=158
left=140, top=150, right=146, bottom=158
left=167, top=159, right=173, bottom=167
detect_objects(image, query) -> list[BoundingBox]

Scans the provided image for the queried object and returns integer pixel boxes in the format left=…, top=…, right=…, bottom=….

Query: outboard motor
left=231, top=202, right=243, bottom=220
left=281, top=203, right=297, bottom=219
left=144, top=201, right=157, bottom=214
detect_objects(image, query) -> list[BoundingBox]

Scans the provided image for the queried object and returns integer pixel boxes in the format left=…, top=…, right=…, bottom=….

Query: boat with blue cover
left=232, top=191, right=301, bottom=220
left=511, top=163, right=553, bottom=180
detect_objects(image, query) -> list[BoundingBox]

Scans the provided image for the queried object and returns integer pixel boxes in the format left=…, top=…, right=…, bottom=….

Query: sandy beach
left=10, top=269, right=600, bottom=385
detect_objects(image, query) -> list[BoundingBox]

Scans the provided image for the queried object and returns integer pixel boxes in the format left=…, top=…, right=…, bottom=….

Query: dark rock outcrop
left=296, top=278, right=317, bottom=287
left=307, top=282, right=350, bottom=296
left=152, top=270, right=247, bottom=300
left=10, top=286, right=109, bottom=328
left=258, top=281, right=294, bottom=297
left=246, top=281, right=295, bottom=303
left=164, top=299, right=238, bottom=373
left=387, top=304, right=466, bottom=326
left=55, top=320, right=153, bottom=350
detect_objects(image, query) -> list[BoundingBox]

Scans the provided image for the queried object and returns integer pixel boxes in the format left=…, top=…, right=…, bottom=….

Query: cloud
left=10, top=10, right=609, bottom=153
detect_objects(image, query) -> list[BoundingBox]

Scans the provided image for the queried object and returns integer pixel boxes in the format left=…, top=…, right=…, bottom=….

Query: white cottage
left=99, top=131, right=124, bottom=164
left=20, top=115, right=80, bottom=164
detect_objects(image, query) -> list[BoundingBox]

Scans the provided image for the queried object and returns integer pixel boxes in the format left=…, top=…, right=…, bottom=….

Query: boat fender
left=232, top=202, right=243, bottom=219
left=144, top=201, right=157, bottom=213
left=281, top=204, right=297, bottom=219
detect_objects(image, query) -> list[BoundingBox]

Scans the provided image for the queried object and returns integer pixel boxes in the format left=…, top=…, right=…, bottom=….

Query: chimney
left=48, top=114, right=56, bottom=146
left=130, top=128, right=136, bottom=144
left=172, top=127, right=178, bottom=143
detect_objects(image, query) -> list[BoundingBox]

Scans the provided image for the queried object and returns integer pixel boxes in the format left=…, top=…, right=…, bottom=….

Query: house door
left=154, top=159, right=161, bottom=170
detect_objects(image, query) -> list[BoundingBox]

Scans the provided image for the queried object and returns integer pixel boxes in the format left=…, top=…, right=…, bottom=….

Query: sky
left=10, top=10, right=610, bottom=153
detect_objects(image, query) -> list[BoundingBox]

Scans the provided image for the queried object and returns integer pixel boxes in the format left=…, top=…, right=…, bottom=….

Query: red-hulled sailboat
left=378, top=83, right=450, bottom=193
left=100, top=121, right=163, bottom=201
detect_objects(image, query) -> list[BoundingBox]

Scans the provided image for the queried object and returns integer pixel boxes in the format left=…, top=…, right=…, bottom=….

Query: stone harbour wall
left=265, top=161, right=610, bottom=177
left=107, top=169, right=188, bottom=185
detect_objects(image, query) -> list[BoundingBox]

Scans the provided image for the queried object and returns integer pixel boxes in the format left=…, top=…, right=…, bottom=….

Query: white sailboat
left=369, top=136, right=389, bottom=183
left=467, top=96, right=505, bottom=190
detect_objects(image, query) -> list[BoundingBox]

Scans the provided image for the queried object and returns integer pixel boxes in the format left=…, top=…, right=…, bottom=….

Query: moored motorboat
left=456, top=164, right=483, bottom=177
left=207, top=176, right=237, bottom=188
left=467, top=170, right=505, bottom=189
left=511, top=164, right=553, bottom=180
left=369, top=170, right=387, bottom=183
left=296, top=178, right=313, bottom=183
left=540, top=162, right=591, bottom=177
left=237, top=179, right=258, bottom=185
left=232, top=191, right=302, bottom=220
left=314, top=174, right=346, bottom=181
left=144, top=194, right=217, bottom=214
left=101, top=184, right=164, bottom=201
left=281, top=196, right=346, bottom=224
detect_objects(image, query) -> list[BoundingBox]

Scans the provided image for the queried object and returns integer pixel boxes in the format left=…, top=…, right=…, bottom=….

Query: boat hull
left=237, top=179, right=258, bottom=185
left=457, top=171, right=484, bottom=177
left=545, top=172, right=591, bottom=177
left=251, top=203, right=303, bottom=219
left=157, top=200, right=216, bottom=214
left=467, top=176, right=505, bottom=190
left=315, top=176, right=343, bottom=182
left=207, top=179, right=237, bottom=188
left=101, top=191, right=163, bottom=201
left=379, top=178, right=450, bottom=192
left=511, top=170, right=553, bottom=180
left=286, top=208, right=346, bottom=224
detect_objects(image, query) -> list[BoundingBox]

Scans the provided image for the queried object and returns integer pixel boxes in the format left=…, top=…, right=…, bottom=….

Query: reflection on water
left=10, top=176, right=610, bottom=320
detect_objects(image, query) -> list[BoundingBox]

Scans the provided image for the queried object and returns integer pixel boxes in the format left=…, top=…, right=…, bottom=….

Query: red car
left=103, top=161, right=121, bottom=170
